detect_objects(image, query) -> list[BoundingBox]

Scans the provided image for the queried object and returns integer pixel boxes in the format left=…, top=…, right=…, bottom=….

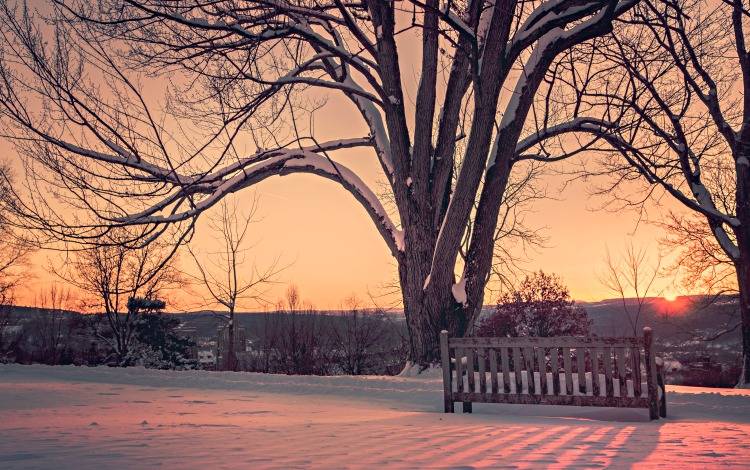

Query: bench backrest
left=440, top=327, right=662, bottom=419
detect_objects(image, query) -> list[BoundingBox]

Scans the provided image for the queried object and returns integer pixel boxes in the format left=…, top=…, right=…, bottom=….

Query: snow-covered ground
left=1, top=365, right=749, bottom=469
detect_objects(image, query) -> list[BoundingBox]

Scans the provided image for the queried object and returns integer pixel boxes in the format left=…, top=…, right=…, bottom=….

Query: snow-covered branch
left=120, top=147, right=403, bottom=257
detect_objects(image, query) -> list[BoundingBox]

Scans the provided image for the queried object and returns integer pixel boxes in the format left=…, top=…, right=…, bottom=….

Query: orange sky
left=17, top=168, right=686, bottom=311
left=7, top=3, right=691, bottom=311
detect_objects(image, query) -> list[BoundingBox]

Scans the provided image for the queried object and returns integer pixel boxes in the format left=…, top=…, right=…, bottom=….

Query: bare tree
left=64, top=235, right=183, bottom=365
left=541, top=0, right=750, bottom=383
left=187, top=198, right=279, bottom=371
left=0, top=224, right=31, bottom=360
left=332, top=296, right=388, bottom=375
left=0, top=163, right=33, bottom=361
left=31, top=283, right=74, bottom=364
left=264, top=285, right=332, bottom=374
left=600, top=244, right=662, bottom=336
left=0, top=0, right=638, bottom=365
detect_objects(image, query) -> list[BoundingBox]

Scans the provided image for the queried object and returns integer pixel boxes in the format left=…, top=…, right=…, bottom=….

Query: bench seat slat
left=453, top=392, right=651, bottom=408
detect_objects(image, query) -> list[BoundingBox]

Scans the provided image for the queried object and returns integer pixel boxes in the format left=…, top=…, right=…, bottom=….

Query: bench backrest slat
left=489, top=349, right=499, bottom=394
left=524, top=347, right=535, bottom=395
left=537, top=347, right=546, bottom=395
left=562, top=347, right=573, bottom=395
left=576, top=348, right=586, bottom=395
left=603, top=347, right=614, bottom=397
left=466, top=348, right=475, bottom=393
left=592, top=347, right=601, bottom=397
left=500, top=347, right=511, bottom=393
left=477, top=348, right=487, bottom=394
left=616, top=347, right=627, bottom=397
left=630, top=348, right=643, bottom=397
left=513, top=347, right=523, bottom=393
left=550, top=347, right=560, bottom=395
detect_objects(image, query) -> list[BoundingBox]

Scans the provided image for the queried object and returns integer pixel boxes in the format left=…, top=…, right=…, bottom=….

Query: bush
left=477, top=271, right=590, bottom=337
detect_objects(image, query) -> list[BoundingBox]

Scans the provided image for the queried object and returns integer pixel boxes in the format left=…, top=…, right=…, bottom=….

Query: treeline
left=0, top=301, right=410, bottom=376
left=0, top=301, right=196, bottom=369
left=229, top=308, right=408, bottom=376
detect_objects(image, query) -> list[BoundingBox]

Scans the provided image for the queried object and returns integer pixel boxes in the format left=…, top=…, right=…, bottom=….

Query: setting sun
left=664, top=292, right=678, bottom=302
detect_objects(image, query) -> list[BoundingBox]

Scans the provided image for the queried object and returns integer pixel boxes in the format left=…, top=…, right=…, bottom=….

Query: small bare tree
left=332, top=296, right=388, bottom=375
left=266, top=285, right=331, bottom=374
left=64, top=235, right=183, bottom=365
left=31, top=284, right=74, bottom=365
left=0, top=164, right=32, bottom=361
left=600, top=244, right=662, bottom=336
left=187, top=198, right=279, bottom=371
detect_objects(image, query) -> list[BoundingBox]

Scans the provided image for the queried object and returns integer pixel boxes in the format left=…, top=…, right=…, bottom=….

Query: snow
left=452, top=277, right=468, bottom=305
left=477, top=0, right=496, bottom=43
left=2, top=364, right=750, bottom=468
left=442, top=4, right=475, bottom=39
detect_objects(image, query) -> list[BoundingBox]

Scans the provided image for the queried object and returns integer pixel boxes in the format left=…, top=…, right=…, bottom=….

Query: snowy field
left=1, top=365, right=749, bottom=469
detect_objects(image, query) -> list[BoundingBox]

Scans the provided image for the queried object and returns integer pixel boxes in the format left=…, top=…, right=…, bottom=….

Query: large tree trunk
left=735, top=148, right=750, bottom=386
left=398, top=211, right=468, bottom=367
left=736, top=260, right=750, bottom=386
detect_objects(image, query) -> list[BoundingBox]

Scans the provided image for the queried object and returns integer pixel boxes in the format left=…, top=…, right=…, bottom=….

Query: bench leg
left=444, top=399, right=454, bottom=413
left=657, top=371, right=667, bottom=418
left=462, top=401, right=472, bottom=413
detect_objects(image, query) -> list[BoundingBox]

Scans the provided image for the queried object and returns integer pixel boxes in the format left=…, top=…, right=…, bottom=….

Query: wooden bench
left=440, top=327, right=667, bottom=420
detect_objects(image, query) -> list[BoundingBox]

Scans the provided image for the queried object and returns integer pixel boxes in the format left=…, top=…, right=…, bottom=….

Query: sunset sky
left=4, top=2, right=690, bottom=311
left=16, top=164, right=685, bottom=311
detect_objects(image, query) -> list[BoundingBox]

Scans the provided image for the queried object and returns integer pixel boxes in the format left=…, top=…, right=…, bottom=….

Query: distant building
left=198, top=349, right=216, bottom=367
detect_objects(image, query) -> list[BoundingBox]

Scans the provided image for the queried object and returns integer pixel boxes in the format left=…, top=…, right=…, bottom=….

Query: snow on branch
left=452, top=277, right=468, bottom=306
left=118, top=143, right=404, bottom=256
left=507, top=0, right=638, bottom=63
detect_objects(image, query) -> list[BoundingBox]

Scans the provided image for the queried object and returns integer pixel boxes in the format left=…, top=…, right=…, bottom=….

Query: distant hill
left=578, top=295, right=740, bottom=341
left=5, top=295, right=740, bottom=344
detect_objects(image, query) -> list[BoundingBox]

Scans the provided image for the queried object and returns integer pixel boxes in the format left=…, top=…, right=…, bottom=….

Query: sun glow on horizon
left=664, top=292, right=678, bottom=302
